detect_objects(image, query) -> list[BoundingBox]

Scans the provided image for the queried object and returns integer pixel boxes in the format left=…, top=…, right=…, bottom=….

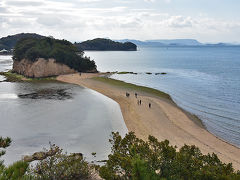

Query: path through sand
left=57, top=73, right=240, bottom=170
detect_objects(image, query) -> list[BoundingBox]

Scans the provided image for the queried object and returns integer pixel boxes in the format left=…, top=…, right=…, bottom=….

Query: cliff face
left=13, top=58, right=76, bottom=78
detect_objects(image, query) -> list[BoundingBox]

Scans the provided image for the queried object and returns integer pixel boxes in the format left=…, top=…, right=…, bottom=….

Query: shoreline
left=1, top=70, right=239, bottom=169
left=58, top=73, right=238, bottom=169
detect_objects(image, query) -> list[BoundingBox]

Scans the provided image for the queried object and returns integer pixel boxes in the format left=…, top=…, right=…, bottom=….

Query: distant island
left=74, top=38, right=137, bottom=51
left=12, top=37, right=97, bottom=78
left=1, top=33, right=239, bottom=54
left=0, top=34, right=138, bottom=53
left=117, top=39, right=240, bottom=47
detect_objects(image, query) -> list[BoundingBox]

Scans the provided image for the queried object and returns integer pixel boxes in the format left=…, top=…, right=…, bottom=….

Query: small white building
left=0, top=49, right=8, bottom=53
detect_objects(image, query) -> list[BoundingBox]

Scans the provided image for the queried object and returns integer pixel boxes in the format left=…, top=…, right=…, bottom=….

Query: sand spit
left=57, top=73, right=240, bottom=170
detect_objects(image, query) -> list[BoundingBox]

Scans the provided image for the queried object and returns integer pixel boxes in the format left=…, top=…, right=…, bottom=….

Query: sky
left=0, top=0, right=240, bottom=43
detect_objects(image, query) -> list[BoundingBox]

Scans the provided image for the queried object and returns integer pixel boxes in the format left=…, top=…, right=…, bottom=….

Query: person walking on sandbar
left=139, top=100, right=142, bottom=105
left=135, top=93, right=138, bottom=98
left=149, top=103, right=151, bottom=108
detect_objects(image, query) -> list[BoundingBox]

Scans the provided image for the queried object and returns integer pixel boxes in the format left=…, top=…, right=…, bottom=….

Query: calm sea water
left=85, top=46, right=240, bottom=147
left=0, top=55, right=127, bottom=164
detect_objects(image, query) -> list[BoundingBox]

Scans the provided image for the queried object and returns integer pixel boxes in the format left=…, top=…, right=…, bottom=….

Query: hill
left=145, top=39, right=202, bottom=46
left=117, top=39, right=202, bottom=46
left=13, top=37, right=97, bottom=77
left=117, top=39, right=240, bottom=47
left=75, top=38, right=137, bottom=51
left=0, top=33, right=44, bottom=50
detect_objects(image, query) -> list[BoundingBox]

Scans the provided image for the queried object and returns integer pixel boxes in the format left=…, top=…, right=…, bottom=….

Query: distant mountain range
left=116, top=39, right=240, bottom=47
left=0, top=33, right=240, bottom=52
left=0, top=33, right=137, bottom=51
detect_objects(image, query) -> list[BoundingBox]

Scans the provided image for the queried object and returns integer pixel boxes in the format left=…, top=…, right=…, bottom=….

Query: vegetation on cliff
left=75, top=38, right=137, bottom=51
left=13, top=37, right=97, bottom=72
left=1, top=132, right=240, bottom=179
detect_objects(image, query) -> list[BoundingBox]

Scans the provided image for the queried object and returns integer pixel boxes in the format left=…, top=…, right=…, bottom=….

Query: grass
left=145, top=72, right=152, bottom=75
left=93, top=77, right=171, bottom=100
left=117, top=71, right=137, bottom=75
left=0, top=71, right=25, bottom=82
left=0, top=71, right=57, bottom=82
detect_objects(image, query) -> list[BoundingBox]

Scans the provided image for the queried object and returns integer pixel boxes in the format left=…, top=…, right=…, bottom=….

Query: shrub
left=28, top=145, right=93, bottom=180
left=99, top=132, right=240, bottom=180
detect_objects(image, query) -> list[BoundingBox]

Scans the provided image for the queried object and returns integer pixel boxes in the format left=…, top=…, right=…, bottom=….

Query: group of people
left=125, top=92, right=152, bottom=108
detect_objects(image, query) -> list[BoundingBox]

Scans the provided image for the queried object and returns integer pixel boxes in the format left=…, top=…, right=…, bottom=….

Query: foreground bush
left=0, top=141, right=94, bottom=180
left=28, top=145, right=93, bottom=180
left=99, top=132, right=240, bottom=180
left=0, top=137, right=30, bottom=179
left=1, top=133, right=240, bottom=179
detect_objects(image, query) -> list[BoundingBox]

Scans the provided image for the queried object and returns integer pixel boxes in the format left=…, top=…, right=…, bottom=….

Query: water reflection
left=0, top=81, right=127, bottom=165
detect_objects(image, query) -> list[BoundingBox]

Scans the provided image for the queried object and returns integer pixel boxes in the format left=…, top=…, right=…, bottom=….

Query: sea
left=0, top=46, right=239, bottom=164
left=0, top=55, right=127, bottom=164
left=85, top=46, right=240, bottom=147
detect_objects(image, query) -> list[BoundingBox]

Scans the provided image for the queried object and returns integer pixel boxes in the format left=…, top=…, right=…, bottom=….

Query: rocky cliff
left=13, top=58, right=76, bottom=78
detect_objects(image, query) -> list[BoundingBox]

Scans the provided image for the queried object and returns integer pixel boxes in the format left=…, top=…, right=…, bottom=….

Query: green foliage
left=0, top=137, right=11, bottom=167
left=117, top=71, right=137, bottom=75
left=0, top=137, right=30, bottom=180
left=0, top=142, right=93, bottom=180
left=93, top=77, right=171, bottom=100
left=0, top=161, right=29, bottom=180
left=75, top=38, right=137, bottom=51
left=0, top=70, right=57, bottom=82
left=13, top=37, right=97, bottom=72
left=29, top=147, right=92, bottom=180
left=99, top=132, right=240, bottom=180
left=0, top=33, right=44, bottom=50
left=1, top=133, right=240, bottom=180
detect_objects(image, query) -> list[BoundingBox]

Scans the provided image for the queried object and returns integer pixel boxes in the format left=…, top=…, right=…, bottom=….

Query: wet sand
left=57, top=73, right=240, bottom=170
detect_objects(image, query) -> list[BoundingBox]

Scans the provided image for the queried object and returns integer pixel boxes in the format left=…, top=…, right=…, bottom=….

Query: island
left=74, top=38, right=137, bottom=51
left=0, top=33, right=44, bottom=51
left=12, top=37, right=97, bottom=78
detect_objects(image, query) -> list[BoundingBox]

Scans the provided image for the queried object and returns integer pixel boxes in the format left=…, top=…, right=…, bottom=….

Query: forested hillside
left=0, top=33, right=44, bottom=50
left=13, top=37, right=96, bottom=72
left=75, top=38, right=137, bottom=51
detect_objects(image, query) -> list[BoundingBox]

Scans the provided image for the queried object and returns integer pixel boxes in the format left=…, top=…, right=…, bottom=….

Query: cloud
left=144, top=0, right=171, bottom=3
left=5, top=0, right=44, bottom=7
left=37, top=15, right=64, bottom=27
left=167, top=16, right=193, bottom=28
left=0, top=6, right=8, bottom=13
left=0, top=0, right=239, bottom=42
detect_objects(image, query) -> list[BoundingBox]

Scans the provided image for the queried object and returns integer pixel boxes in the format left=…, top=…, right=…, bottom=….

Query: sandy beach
left=57, top=73, right=240, bottom=170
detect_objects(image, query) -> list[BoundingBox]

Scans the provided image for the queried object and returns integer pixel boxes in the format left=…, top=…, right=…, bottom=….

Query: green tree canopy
left=13, top=37, right=97, bottom=72
left=99, top=132, right=240, bottom=180
left=75, top=38, right=137, bottom=51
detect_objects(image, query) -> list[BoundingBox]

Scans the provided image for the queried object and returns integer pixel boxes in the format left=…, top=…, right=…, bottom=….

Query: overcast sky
left=0, top=0, right=240, bottom=43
